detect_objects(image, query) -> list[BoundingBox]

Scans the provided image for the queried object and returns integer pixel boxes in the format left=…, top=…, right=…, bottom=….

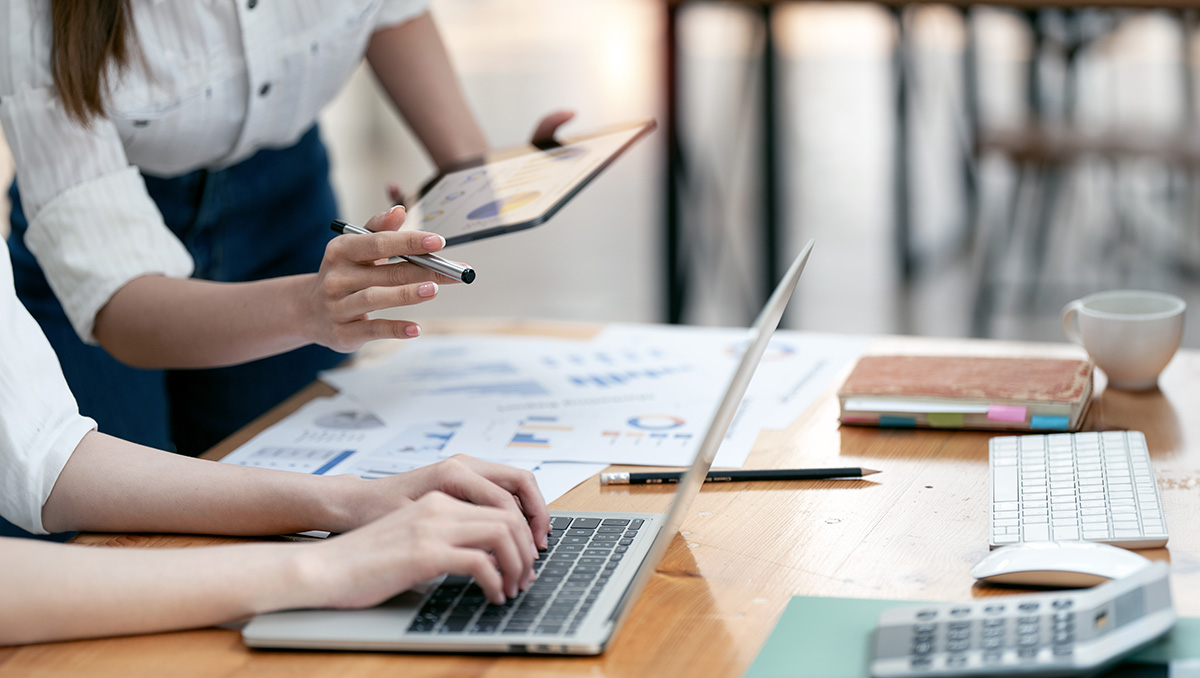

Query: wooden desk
left=3, top=328, right=1198, bottom=677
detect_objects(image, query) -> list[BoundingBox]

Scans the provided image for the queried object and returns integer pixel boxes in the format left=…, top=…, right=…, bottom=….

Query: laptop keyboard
left=407, top=515, right=645, bottom=637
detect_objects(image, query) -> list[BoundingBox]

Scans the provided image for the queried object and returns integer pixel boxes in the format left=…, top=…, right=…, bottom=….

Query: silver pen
left=330, top=219, right=476, bottom=284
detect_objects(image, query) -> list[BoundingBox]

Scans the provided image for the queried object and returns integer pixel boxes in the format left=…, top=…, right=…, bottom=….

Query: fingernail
left=418, top=282, right=438, bottom=298
left=405, top=325, right=421, bottom=337
left=422, top=234, right=445, bottom=250
left=389, top=204, right=404, bottom=214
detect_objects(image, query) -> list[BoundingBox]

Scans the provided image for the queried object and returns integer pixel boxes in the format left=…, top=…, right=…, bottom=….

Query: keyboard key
left=993, top=467, right=1019, bottom=502
left=1054, top=526, right=1080, bottom=541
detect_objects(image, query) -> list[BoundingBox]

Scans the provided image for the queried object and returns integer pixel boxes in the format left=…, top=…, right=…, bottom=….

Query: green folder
left=745, top=595, right=1200, bottom=678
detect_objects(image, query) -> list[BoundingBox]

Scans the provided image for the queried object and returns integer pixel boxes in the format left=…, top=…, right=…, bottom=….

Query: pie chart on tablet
left=467, top=191, right=541, bottom=220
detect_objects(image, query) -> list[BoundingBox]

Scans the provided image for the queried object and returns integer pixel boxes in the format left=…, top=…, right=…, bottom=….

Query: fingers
left=433, top=522, right=522, bottom=603
left=531, top=110, right=576, bottom=145
left=445, top=456, right=550, bottom=549
left=323, top=492, right=537, bottom=609
left=418, top=494, right=535, bottom=603
left=327, top=228, right=446, bottom=266
left=340, top=280, right=440, bottom=318
left=364, top=204, right=408, bottom=232
left=435, top=462, right=538, bottom=560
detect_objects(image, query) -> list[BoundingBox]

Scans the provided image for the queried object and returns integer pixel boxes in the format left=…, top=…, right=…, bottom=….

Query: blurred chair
left=968, top=9, right=1200, bottom=337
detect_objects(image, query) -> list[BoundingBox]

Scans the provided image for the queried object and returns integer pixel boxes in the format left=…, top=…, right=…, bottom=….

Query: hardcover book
left=837, top=355, right=1094, bottom=431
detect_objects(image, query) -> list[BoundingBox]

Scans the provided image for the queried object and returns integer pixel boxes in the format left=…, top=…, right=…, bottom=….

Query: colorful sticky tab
left=1030, top=415, right=1070, bottom=430
left=927, top=413, right=964, bottom=428
left=841, top=416, right=878, bottom=425
left=879, top=416, right=917, bottom=428
left=987, top=405, right=1027, bottom=423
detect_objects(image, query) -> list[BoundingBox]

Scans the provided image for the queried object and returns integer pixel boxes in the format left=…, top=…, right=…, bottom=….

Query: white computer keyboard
left=988, top=431, right=1168, bottom=549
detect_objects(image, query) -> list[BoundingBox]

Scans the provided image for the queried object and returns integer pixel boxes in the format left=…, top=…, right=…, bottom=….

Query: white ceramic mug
left=1061, top=290, right=1186, bottom=391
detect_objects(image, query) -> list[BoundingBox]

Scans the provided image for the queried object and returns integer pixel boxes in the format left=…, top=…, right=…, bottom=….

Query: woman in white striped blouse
left=0, top=1, right=568, bottom=475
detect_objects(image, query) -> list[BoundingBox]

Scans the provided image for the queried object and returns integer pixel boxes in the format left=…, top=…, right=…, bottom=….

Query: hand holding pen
left=302, top=205, right=471, bottom=353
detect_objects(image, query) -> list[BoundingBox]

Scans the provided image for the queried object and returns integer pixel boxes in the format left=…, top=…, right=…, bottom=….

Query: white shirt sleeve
left=376, top=0, right=432, bottom=28
left=0, top=0, right=195, bottom=344
left=0, top=238, right=97, bottom=535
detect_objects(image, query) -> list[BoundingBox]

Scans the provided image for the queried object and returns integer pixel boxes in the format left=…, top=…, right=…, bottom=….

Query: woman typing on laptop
left=0, top=236, right=548, bottom=645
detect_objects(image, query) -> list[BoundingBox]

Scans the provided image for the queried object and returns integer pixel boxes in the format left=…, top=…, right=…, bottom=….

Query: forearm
left=367, top=13, right=488, bottom=168
left=93, top=274, right=313, bottom=368
left=41, top=431, right=383, bottom=536
left=0, top=537, right=316, bottom=646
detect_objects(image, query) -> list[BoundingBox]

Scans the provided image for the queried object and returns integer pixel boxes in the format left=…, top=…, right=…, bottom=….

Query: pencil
left=599, top=467, right=880, bottom=485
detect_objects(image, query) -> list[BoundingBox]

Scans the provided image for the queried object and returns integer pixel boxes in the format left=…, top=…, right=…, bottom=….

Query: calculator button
left=1052, top=599, right=1074, bottom=610
left=950, top=607, right=971, bottom=617
left=915, top=623, right=936, bottom=634
left=983, top=651, right=1004, bottom=664
left=915, top=610, right=938, bottom=621
left=982, top=636, right=1003, bottom=650
left=947, top=639, right=970, bottom=652
left=1018, top=634, right=1040, bottom=647
left=911, top=657, right=933, bottom=670
left=1053, top=645, right=1075, bottom=656
left=1018, top=646, right=1039, bottom=659
left=1018, top=602, right=1040, bottom=612
left=946, top=654, right=968, bottom=668
left=947, top=629, right=970, bottom=641
left=984, top=604, right=1006, bottom=615
left=912, top=640, right=934, bottom=655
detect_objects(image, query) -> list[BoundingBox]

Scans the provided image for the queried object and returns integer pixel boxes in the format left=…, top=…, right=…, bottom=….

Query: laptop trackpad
left=244, top=589, right=425, bottom=645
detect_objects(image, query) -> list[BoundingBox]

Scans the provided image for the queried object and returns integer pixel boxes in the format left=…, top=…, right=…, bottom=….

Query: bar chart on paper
left=230, top=447, right=355, bottom=475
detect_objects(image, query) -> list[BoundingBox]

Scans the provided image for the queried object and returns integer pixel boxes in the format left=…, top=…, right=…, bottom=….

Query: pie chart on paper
left=467, top=191, right=542, bottom=220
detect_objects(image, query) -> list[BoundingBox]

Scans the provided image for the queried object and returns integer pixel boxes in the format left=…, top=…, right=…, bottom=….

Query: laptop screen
left=606, top=240, right=815, bottom=630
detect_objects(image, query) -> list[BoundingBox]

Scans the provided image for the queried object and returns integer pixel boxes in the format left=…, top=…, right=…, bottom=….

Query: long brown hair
left=50, top=0, right=137, bottom=126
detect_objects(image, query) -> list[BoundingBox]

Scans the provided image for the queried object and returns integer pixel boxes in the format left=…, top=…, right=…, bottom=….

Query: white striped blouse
left=0, top=0, right=428, bottom=343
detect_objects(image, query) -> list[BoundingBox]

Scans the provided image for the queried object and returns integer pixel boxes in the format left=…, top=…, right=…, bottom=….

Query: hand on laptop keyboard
left=308, top=491, right=539, bottom=609
left=337, top=454, right=552, bottom=550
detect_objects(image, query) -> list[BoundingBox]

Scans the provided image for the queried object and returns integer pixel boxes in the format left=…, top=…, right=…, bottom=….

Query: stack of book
left=837, top=356, right=1094, bottom=431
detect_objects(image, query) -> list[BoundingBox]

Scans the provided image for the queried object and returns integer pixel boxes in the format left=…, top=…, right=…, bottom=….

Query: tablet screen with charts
left=400, top=119, right=655, bottom=246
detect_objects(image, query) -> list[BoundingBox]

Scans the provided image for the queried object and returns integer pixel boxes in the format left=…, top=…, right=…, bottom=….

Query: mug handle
left=1061, top=300, right=1084, bottom=345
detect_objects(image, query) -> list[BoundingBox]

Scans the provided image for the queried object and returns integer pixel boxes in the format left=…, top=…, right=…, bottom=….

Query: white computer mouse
left=971, top=541, right=1153, bottom=588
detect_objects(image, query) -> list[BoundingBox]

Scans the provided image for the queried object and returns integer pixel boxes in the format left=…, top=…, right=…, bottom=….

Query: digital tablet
left=400, top=119, right=656, bottom=246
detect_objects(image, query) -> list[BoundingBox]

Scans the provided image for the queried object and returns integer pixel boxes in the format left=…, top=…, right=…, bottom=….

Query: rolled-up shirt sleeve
left=0, top=239, right=97, bottom=535
left=0, top=2, right=194, bottom=344
left=376, top=0, right=432, bottom=28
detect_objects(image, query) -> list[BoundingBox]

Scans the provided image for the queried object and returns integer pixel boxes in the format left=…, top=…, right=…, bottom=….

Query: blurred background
left=3, top=0, right=1198, bottom=345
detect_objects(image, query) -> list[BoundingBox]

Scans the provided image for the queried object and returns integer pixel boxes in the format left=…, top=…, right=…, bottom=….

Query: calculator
left=869, top=563, right=1174, bottom=677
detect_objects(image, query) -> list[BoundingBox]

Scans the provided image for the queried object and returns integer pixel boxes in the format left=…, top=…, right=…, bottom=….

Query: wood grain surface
left=3, top=328, right=1198, bottom=678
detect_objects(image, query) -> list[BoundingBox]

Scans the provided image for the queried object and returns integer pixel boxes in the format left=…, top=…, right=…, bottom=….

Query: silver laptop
left=242, top=240, right=815, bottom=655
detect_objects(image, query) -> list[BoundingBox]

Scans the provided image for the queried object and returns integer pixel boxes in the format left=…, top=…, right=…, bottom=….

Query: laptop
left=241, top=240, right=815, bottom=655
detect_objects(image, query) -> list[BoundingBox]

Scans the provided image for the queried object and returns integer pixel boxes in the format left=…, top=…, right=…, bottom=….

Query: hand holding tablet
left=331, top=119, right=655, bottom=285
left=401, top=119, right=656, bottom=247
